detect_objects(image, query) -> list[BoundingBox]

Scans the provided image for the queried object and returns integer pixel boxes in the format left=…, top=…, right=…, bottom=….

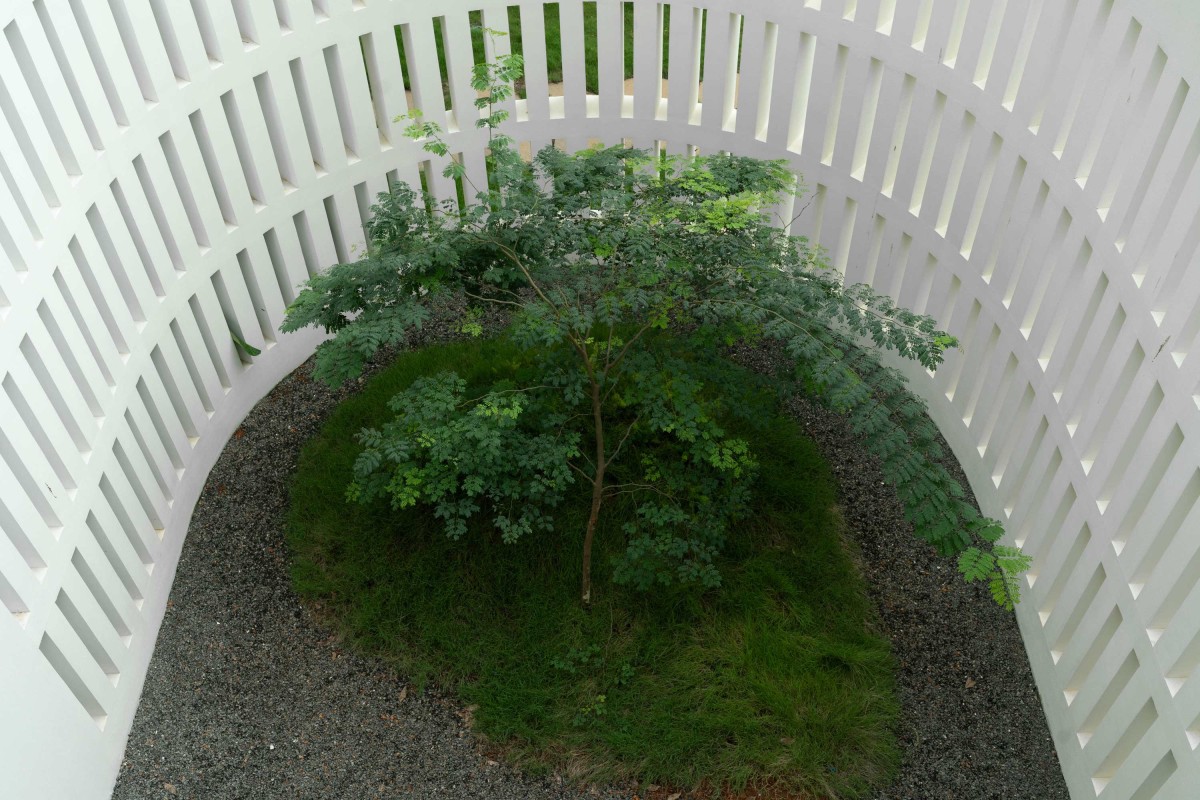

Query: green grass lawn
left=287, top=336, right=898, bottom=797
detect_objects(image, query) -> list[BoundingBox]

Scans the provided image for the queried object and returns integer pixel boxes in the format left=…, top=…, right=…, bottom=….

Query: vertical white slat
left=170, top=307, right=225, bottom=415
left=885, top=83, right=939, bottom=208
left=296, top=50, right=352, bottom=172
left=159, top=124, right=227, bottom=247
left=36, top=285, right=113, bottom=416
left=192, top=97, right=257, bottom=226
left=1, top=372, right=85, bottom=492
left=962, top=144, right=1025, bottom=278
left=21, top=321, right=103, bottom=450
left=70, top=537, right=142, bottom=640
left=132, top=368, right=193, bottom=465
left=1036, top=0, right=1110, bottom=149
left=107, top=175, right=175, bottom=296
left=145, top=0, right=210, bottom=81
left=112, top=429, right=167, bottom=532
left=1115, top=449, right=1197, bottom=580
left=88, top=492, right=150, bottom=595
left=100, top=458, right=161, bottom=567
left=9, top=6, right=95, bottom=171
left=594, top=0, right=624, bottom=120
left=331, top=35, right=383, bottom=158
left=122, top=402, right=178, bottom=498
left=35, top=0, right=124, bottom=144
left=1005, top=0, right=1078, bottom=129
left=63, top=0, right=147, bottom=124
left=480, top=7, right=516, bottom=124
left=0, top=458, right=55, bottom=570
left=362, top=23, right=411, bottom=143
left=257, top=64, right=320, bottom=188
left=57, top=569, right=130, bottom=675
left=118, top=0, right=180, bottom=100
left=89, top=193, right=162, bottom=315
left=884, top=0, right=921, bottom=45
left=190, top=282, right=245, bottom=395
left=918, top=0, right=959, bottom=62
left=1052, top=293, right=1123, bottom=415
left=151, top=333, right=209, bottom=443
left=40, top=612, right=117, bottom=719
left=44, top=265, right=122, bottom=396
left=0, top=385, right=72, bottom=522
left=666, top=4, right=702, bottom=128
left=441, top=12, right=479, bottom=134
left=696, top=9, right=731, bottom=132
left=401, top=20, right=455, bottom=200
left=262, top=225, right=311, bottom=309
left=519, top=3, right=552, bottom=122
left=941, top=126, right=998, bottom=252
left=237, top=237, right=287, bottom=333
left=1058, top=19, right=1142, bottom=187
left=556, top=0, right=587, bottom=120
left=827, top=49, right=872, bottom=175
left=632, top=1, right=662, bottom=122
left=0, top=21, right=82, bottom=203
left=129, top=148, right=202, bottom=270
left=1087, top=47, right=1173, bottom=220
left=983, top=175, right=1047, bottom=305
left=0, top=96, right=59, bottom=230
left=735, top=14, right=776, bottom=141
left=763, top=21, right=801, bottom=148
left=797, top=35, right=838, bottom=162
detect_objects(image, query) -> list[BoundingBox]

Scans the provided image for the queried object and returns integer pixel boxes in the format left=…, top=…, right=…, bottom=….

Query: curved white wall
left=1, top=1, right=1198, bottom=798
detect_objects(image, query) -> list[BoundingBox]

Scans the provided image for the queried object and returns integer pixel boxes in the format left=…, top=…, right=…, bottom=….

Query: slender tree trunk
left=582, top=380, right=606, bottom=608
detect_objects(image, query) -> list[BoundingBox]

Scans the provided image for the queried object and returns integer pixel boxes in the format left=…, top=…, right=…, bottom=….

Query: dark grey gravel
left=113, top=322, right=1069, bottom=800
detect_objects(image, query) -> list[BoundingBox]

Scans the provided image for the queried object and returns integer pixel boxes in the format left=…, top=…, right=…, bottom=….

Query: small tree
left=282, top=44, right=1029, bottom=609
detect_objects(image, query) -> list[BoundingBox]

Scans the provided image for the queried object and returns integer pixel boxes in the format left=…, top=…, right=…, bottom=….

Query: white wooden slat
left=556, top=0, right=587, bottom=120
left=1, top=365, right=86, bottom=491
left=594, top=0, right=624, bottom=120
left=134, top=356, right=198, bottom=458
left=885, top=83, right=940, bottom=210
left=1006, top=0, right=1079, bottom=129
left=518, top=3, right=552, bottom=122
left=440, top=12, right=479, bottom=134
left=362, top=23, right=411, bottom=142
left=68, top=224, right=142, bottom=352
left=19, top=322, right=101, bottom=451
left=331, top=34, right=383, bottom=158
left=99, top=463, right=160, bottom=569
left=57, top=569, right=129, bottom=676
left=86, top=496, right=149, bottom=598
left=763, top=22, right=801, bottom=149
left=118, top=0, right=179, bottom=101
left=111, top=429, right=166, bottom=532
left=122, top=402, right=178, bottom=500
left=632, top=1, right=662, bottom=123
left=10, top=5, right=95, bottom=169
left=193, top=97, right=258, bottom=226
left=40, top=611, right=116, bottom=719
left=150, top=333, right=208, bottom=447
left=70, top=538, right=141, bottom=640
left=1060, top=22, right=1147, bottom=189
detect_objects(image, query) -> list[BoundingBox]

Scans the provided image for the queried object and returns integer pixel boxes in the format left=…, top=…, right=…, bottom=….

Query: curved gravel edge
left=113, top=325, right=1068, bottom=800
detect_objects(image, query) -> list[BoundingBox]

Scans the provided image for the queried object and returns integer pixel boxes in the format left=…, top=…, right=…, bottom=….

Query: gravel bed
left=113, top=323, right=1069, bottom=800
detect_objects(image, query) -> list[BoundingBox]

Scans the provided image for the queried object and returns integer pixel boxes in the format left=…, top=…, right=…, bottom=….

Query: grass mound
left=287, top=336, right=898, bottom=797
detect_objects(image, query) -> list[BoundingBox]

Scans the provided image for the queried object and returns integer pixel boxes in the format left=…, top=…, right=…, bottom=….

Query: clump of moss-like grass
left=287, top=335, right=898, bottom=798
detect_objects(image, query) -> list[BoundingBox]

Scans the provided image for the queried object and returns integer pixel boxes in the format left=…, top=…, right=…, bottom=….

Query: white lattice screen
left=1, top=1, right=1199, bottom=797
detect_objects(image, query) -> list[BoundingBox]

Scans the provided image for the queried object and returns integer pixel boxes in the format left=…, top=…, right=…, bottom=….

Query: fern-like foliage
left=280, top=42, right=1031, bottom=607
